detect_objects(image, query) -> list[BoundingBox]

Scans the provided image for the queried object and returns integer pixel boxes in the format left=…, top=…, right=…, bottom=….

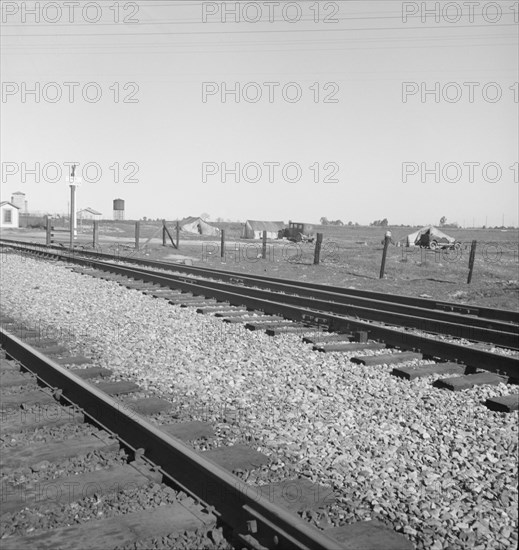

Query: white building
left=0, top=201, right=20, bottom=228
left=77, top=207, right=102, bottom=221
left=242, top=220, right=285, bottom=240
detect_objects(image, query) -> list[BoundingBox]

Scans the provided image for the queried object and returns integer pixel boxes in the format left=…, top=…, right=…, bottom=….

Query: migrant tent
left=179, top=216, right=220, bottom=236
left=405, top=225, right=457, bottom=249
left=242, top=220, right=285, bottom=240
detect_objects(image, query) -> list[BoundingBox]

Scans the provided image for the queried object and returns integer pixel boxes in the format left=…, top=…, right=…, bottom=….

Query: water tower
left=11, top=191, right=26, bottom=211
left=113, top=199, right=125, bottom=220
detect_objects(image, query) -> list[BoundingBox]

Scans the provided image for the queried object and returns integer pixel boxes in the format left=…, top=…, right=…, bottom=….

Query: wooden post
left=379, top=235, right=390, bottom=279
left=162, top=220, right=167, bottom=246
left=164, top=224, right=178, bottom=249
left=176, top=220, right=180, bottom=249
left=69, top=184, right=76, bottom=248
left=313, top=233, right=323, bottom=264
left=262, top=230, right=267, bottom=259
left=46, top=216, right=52, bottom=245
left=135, top=221, right=140, bottom=250
left=220, top=229, right=225, bottom=258
left=467, top=240, right=477, bottom=284
left=92, top=220, right=98, bottom=248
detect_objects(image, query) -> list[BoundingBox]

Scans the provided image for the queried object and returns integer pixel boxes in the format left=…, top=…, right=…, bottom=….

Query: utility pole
left=69, top=164, right=80, bottom=248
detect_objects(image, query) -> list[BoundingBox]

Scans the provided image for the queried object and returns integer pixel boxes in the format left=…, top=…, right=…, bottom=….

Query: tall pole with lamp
left=69, top=164, right=81, bottom=248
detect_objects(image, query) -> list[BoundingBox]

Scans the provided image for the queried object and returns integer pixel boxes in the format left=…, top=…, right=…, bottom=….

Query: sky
left=1, top=0, right=518, bottom=226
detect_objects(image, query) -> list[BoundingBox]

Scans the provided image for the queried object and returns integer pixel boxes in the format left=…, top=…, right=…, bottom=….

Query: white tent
left=179, top=216, right=220, bottom=236
left=405, top=225, right=455, bottom=248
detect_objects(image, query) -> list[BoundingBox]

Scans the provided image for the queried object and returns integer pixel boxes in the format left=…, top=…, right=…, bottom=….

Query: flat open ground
left=2, top=223, right=518, bottom=310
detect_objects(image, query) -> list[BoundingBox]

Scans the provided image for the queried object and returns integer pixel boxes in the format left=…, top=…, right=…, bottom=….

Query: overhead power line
left=2, top=22, right=517, bottom=38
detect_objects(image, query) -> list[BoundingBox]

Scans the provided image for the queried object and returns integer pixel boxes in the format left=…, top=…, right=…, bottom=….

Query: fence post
left=379, top=235, right=390, bottom=279
left=262, top=230, right=267, bottom=259
left=92, top=220, right=98, bottom=248
left=221, top=230, right=225, bottom=258
left=135, top=221, right=140, bottom=250
left=46, top=216, right=52, bottom=245
left=467, top=240, right=477, bottom=284
left=176, top=220, right=180, bottom=249
left=313, top=233, right=323, bottom=265
left=162, top=220, right=167, bottom=246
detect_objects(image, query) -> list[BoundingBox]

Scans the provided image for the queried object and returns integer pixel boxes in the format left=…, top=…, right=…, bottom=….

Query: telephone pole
left=69, top=164, right=80, bottom=248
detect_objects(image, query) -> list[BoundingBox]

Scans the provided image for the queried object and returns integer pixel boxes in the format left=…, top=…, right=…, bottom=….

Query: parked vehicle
left=278, top=221, right=315, bottom=243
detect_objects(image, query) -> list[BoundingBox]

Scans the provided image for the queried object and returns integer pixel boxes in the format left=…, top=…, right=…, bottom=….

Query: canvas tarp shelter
left=179, top=217, right=220, bottom=236
left=405, top=225, right=455, bottom=247
left=242, top=220, right=285, bottom=240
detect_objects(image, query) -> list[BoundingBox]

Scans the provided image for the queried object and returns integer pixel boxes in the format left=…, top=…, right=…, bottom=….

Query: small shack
left=242, top=220, right=285, bottom=240
left=77, top=207, right=102, bottom=221
left=179, top=216, right=220, bottom=236
left=0, top=201, right=20, bottom=228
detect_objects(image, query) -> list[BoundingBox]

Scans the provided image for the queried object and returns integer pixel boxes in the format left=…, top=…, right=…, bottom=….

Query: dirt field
left=2, top=223, right=518, bottom=310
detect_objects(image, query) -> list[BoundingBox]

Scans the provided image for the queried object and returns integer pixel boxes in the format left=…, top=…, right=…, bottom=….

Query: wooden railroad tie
left=485, top=394, right=519, bottom=412
left=392, top=362, right=466, bottom=380
left=313, top=342, right=387, bottom=353
left=4, top=504, right=216, bottom=550
left=351, top=352, right=422, bottom=366
left=1, top=464, right=159, bottom=515
left=433, top=372, right=509, bottom=391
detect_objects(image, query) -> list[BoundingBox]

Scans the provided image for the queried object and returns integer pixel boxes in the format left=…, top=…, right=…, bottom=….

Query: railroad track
left=1, top=240, right=518, bottom=387
left=0, top=323, right=413, bottom=550
left=72, top=265, right=518, bottom=412
left=0, top=239, right=517, bottom=549
left=1, top=238, right=517, bottom=325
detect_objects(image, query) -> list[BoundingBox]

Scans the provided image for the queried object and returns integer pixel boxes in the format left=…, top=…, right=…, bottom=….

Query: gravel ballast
left=1, top=253, right=517, bottom=550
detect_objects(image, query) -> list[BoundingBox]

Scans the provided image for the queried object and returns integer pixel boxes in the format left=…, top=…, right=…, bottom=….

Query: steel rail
left=6, top=246, right=516, bottom=377
left=1, top=237, right=517, bottom=325
left=0, top=329, right=350, bottom=550
left=2, top=240, right=518, bottom=348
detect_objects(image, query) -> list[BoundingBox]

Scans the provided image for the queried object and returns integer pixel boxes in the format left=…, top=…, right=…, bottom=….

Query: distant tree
left=347, top=221, right=353, bottom=226
left=320, top=217, right=329, bottom=225
left=333, top=219, right=344, bottom=226
left=440, top=216, right=447, bottom=226
left=216, top=217, right=224, bottom=223
left=200, top=212, right=210, bottom=220
left=381, top=218, right=388, bottom=227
